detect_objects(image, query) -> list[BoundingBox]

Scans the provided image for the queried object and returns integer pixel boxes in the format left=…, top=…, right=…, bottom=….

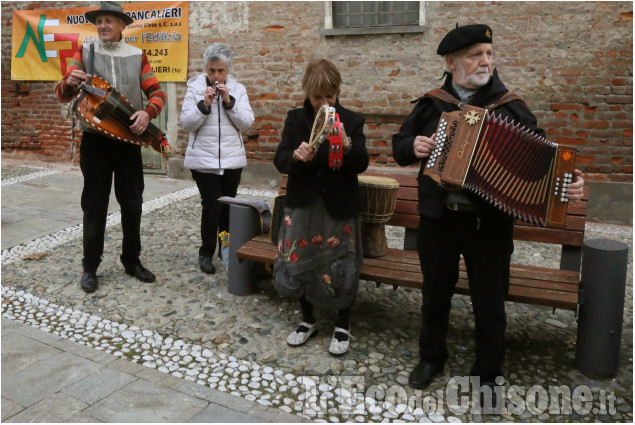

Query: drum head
left=358, top=175, right=399, bottom=188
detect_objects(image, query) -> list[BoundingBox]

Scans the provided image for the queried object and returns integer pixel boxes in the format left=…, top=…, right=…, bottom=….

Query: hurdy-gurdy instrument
left=73, top=75, right=172, bottom=157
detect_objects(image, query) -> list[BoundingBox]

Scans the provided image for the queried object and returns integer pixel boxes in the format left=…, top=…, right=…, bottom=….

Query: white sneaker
left=329, top=327, right=351, bottom=356
left=287, top=322, right=318, bottom=347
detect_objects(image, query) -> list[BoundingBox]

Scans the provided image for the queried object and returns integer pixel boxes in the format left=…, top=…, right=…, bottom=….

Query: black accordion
left=424, top=105, right=577, bottom=228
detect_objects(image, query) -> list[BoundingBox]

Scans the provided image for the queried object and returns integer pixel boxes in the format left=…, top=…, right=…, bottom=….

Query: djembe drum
left=358, top=175, right=399, bottom=258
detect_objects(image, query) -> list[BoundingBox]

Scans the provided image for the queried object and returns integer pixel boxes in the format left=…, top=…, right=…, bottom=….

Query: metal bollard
left=227, top=204, right=261, bottom=296
left=575, top=238, right=629, bottom=377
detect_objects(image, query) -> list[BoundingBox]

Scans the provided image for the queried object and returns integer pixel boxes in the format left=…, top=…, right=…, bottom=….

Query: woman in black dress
left=273, top=59, right=369, bottom=356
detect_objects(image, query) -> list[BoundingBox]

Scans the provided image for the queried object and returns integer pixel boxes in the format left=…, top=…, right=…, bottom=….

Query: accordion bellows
left=425, top=105, right=577, bottom=228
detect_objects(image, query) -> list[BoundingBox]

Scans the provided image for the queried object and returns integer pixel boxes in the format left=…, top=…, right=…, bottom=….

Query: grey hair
left=441, top=53, right=455, bottom=74
left=203, top=43, right=234, bottom=70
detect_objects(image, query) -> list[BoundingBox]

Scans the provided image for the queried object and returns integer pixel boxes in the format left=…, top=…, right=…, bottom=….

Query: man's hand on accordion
left=566, top=169, right=585, bottom=201
left=413, top=133, right=436, bottom=159
left=129, top=110, right=150, bottom=135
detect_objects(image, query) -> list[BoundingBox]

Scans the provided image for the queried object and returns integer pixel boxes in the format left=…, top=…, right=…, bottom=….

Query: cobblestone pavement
left=2, top=162, right=633, bottom=422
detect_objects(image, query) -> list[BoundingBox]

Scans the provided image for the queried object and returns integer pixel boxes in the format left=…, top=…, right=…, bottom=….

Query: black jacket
left=274, top=99, right=369, bottom=220
left=392, top=69, right=545, bottom=220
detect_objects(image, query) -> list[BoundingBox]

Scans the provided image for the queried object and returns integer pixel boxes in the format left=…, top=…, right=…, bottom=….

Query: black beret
left=437, top=24, right=493, bottom=56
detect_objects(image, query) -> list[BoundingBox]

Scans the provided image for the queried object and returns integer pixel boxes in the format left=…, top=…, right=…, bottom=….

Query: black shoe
left=80, top=271, right=98, bottom=293
left=124, top=262, right=156, bottom=283
left=199, top=255, right=216, bottom=274
left=408, top=361, right=443, bottom=389
left=479, top=380, right=500, bottom=412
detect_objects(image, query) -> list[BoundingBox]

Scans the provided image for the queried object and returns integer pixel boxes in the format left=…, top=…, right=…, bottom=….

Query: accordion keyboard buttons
left=556, top=173, right=572, bottom=202
left=428, top=118, right=448, bottom=168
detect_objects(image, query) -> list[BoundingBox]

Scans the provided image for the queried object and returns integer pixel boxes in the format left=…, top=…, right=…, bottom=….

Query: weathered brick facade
left=2, top=1, right=632, bottom=183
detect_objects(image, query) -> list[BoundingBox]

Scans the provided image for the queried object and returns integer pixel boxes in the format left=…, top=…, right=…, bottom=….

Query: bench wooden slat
left=360, top=266, right=423, bottom=289
left=564, top=199, right=588, bottom=216
left=504, top=264, right=580, bottom=284
left=508, top=278, right=579, bottom=294
left=505, top=291, right=577, bottom=310
left=396, top=186, right=419, bottom=201
left=364, top=255, right=420, bottom=270
left=455, top=280, right=578, bottom=310
left=236, top=235, right=277, bottom=264
left=456, top=271, right=579, bottom=294
left=367, top=249, right=419, bottom=263
left=392, top=199, right=419, bottom=216
left=386, top=213, right=419, bottom=229
left=513, top=226, right=585, bottom=246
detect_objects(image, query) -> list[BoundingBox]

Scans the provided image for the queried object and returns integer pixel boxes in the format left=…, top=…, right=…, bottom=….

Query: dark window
left=333, top=1, right=419, bottom=28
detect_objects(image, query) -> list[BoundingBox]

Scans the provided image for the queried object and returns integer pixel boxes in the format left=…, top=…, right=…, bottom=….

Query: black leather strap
left=86, top=43, right=95, bottom=75
left=424, top=88, right=525, bottom=110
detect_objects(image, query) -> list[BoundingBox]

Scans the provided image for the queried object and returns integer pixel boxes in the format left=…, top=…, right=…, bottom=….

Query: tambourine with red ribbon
left=308, top=104, right=344, bottom=169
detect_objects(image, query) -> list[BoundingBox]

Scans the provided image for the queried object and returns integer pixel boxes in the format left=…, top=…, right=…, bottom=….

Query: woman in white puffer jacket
left=180, top=43, right=255, bottom=275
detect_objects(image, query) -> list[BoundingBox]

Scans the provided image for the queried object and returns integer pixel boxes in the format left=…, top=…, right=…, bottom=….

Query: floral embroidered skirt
left=273, top=196, right=363, bottom=310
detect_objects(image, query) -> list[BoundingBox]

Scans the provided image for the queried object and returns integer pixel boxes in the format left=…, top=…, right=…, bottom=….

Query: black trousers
left=417, top=210, right=513, bottom=381
left=79, top=133, right=144, bottom=271
left=191, top=168, right=242, bottom=258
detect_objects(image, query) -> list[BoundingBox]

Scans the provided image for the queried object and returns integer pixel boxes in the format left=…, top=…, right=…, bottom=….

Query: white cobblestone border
left=1, top=284, right=446, bottom=422
left=2, top=185, right=195, bottom=265
left=1, top=186, right=278, bottom=265
left=1, top=166, right=63, bottom=186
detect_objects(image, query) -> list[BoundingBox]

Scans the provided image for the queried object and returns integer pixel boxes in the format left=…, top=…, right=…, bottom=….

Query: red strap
left=328, top=113, right=343, bottom=169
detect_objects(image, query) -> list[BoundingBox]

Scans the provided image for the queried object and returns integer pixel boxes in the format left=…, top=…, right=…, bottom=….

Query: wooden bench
left=236, top=170, right=589, bottom=311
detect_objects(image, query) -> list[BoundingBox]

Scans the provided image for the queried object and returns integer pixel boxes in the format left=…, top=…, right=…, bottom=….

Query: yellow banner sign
left=11, top=1, right=188, bottom=82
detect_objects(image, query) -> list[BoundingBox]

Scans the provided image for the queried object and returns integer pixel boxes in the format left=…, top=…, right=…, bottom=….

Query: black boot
left=199, top=255, right=216, bottom=274
left=408, top=361, right=443, bottom=389
left=121, top=256, right=156, bottom=283
left=80, top=259, right=99, bottom=292
left=479, top=379, right=503, bottom=413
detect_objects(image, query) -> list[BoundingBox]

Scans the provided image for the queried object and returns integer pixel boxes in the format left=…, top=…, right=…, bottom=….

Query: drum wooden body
left=358, top=176, right=399, bottom=258
left=358, top=176, right=399, bottom=224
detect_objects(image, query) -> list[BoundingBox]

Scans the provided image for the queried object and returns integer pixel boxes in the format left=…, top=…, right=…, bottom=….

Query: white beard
left=455, top=66, right=491, bottom=89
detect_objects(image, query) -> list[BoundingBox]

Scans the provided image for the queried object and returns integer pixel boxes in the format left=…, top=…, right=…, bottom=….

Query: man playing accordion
left=392, top=24, right=585, bottom=406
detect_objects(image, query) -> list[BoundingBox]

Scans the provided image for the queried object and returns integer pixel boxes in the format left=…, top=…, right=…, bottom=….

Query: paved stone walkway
left=1, top=160, right=633, bottom=422
left=1, top=161, right=299, bottom=423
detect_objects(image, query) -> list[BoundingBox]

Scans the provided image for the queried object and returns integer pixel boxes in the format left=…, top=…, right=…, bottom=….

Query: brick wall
left=2, top=1, right=632, bottom=182
left=1, top=1, right=82, bottom=163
